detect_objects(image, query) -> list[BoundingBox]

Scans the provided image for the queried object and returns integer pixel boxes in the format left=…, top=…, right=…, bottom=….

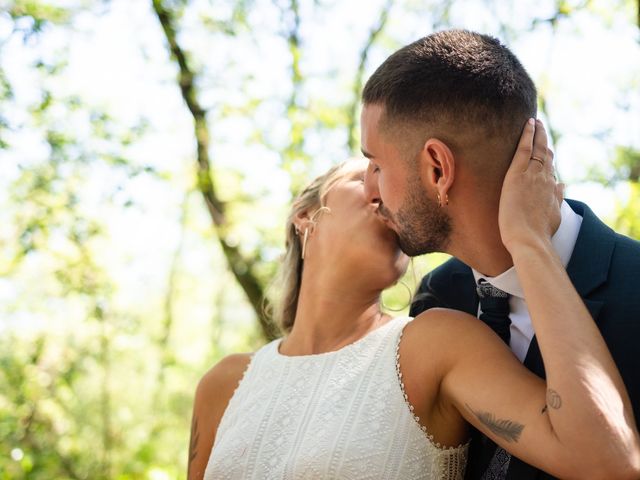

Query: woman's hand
left=498, top=118, right=563, bottom=254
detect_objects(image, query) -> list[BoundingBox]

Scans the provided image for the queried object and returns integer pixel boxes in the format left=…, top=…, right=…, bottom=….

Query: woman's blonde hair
left=268, top=161, right=358, bottom=333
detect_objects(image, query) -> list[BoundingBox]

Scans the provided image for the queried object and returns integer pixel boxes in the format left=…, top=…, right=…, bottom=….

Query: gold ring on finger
left=530, top=156, right=545, bottom=166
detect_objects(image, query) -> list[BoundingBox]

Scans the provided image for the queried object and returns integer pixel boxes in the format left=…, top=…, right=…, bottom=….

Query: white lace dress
left=204, top=317, right=468, bottom=479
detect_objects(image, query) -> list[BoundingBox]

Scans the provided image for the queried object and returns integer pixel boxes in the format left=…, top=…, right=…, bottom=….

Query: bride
left=188, top=121, right=640, bottom=479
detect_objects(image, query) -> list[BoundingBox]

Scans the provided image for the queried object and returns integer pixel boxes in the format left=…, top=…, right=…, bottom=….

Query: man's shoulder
left=420, top=257, right=472, bottom=285
left=566, top=199, right=640, bottom=309
left=411, top=257, right=476, bottom=315
left=567, top=198, right=639, bottom=248
left=612, top=229, right=640, bottom=258
left=608, top=231, right=640, bottom=292
left=567, top=198, right=640, bottom=276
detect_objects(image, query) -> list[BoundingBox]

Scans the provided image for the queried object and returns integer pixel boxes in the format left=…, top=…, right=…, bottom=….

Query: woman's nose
left=364, top=164, right=381, bottom=205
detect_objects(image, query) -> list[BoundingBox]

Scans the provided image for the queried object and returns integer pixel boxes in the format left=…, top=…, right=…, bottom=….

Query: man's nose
left=364, top=163, right=381, bottom=205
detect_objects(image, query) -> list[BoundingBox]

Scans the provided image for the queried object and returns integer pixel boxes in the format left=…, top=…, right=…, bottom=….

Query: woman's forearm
left=510, top=237, right=640, bottom=475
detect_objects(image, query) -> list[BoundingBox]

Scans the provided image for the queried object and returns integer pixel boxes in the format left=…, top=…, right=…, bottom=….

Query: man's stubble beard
left=388, top=175, right=452, bottom=257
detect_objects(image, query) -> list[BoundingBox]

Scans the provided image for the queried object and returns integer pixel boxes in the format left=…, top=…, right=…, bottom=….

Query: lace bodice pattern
left=204, top=317, right=468, bottom=479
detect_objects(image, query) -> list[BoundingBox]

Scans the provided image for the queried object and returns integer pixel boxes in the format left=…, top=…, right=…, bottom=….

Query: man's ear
left=417, top=138, right=456, bottom=203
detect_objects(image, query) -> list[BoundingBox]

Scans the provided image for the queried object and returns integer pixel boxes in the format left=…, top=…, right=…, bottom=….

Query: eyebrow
left=346, top=171, right=366, bottom=182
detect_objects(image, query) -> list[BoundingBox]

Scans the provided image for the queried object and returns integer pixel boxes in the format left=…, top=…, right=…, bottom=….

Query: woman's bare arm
left=187, top=353, right=252, bottom=480
left=417, top=303, right=638, bottom=480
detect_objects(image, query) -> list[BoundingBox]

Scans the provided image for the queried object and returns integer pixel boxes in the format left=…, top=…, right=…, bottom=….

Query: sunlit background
left=0, top=0, right=638, bottom=478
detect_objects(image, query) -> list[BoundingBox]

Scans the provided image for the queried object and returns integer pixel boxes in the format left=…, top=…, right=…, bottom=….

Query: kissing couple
left=189, top=30, right=640, bottom=480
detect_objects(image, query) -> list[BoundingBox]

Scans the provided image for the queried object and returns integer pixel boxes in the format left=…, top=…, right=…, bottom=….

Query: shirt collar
left=471, top=201, right=583, bottom=299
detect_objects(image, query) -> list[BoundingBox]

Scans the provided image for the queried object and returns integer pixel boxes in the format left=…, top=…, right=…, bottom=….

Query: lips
left=378, top=213, right=402, bottom=246
left=369, top=206, right=401, bottom=247
left=375, top=212, right=399, bottom=236
left=375, top=205, right=395, bottom=228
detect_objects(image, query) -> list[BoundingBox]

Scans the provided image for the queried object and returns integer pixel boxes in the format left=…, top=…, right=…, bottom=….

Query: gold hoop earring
left=310, top=206, right=331, bottom=221
left=380, top=281, right=414, bottom=312
left=436, top=192, right=449, bottom=207
left=301, top=228, right=309, bottom=260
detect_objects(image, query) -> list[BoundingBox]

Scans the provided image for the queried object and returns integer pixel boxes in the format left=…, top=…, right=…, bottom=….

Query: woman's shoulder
left=402, top=308, right=497, bottom=364
left=189, top=353, right=255, bottom=479
left=408, top=307, right=486, bottom=339
left=197, top=353, right=253, bottom=398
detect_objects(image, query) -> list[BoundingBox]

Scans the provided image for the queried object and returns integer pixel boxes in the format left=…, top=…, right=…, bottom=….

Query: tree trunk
left=151, top=0, right=278, bottom=341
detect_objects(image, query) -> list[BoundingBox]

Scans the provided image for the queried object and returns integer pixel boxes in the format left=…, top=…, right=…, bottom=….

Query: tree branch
left=347, top=0, right=393, bottom=153
left=281, top=0, right=309, bottom=194
left=151, top=0, right=278, bottom=341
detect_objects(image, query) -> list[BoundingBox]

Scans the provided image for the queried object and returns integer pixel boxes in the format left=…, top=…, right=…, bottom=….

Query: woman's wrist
left=506, top=236, right=557, bottom=265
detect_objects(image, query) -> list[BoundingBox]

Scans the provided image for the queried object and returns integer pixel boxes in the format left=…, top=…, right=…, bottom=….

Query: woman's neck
left=279, top=271, right=389, bottom=356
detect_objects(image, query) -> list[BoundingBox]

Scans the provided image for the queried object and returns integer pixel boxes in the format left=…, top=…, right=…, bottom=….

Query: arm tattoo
left=187, top=415, right=200, bottom=477
left=546, top=389, right=562, bottom=409
left=466, top=404, right=525, bottom=443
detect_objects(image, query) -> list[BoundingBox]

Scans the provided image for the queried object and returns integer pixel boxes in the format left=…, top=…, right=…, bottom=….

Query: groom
left=361, top=30, right=640, bottom=479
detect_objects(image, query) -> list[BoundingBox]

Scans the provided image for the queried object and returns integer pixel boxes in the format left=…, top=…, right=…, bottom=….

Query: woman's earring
left=310, top=206, right=331, bottom=221
left=380, top=281, right=414, bottom=312
left=300, top=207, right=328, bottom=260
left=301, top=228, right=309, bottom=260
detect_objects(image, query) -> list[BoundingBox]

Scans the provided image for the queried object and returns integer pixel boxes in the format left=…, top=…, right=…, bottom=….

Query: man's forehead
left=361, top=103, right=385, bottom=125
left=342, top=157, right=368, bottom=174
left=360, top=104, right=386, bottom=156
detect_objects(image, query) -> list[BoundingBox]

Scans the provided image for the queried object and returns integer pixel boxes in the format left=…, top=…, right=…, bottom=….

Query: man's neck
left=446, top=199, right=572, bottom=277
left=447, top=211, right=514, bottom=277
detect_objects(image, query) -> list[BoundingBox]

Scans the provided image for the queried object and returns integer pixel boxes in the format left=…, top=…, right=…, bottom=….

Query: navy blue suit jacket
left=409, top=199, right=640, bottom=480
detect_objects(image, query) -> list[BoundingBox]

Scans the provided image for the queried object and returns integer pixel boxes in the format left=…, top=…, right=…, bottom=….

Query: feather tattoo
left=466, top=404, right=525, bottom=443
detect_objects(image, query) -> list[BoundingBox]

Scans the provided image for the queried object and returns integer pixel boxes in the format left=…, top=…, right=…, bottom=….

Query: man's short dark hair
left=362, top=29, right=537, bottom=174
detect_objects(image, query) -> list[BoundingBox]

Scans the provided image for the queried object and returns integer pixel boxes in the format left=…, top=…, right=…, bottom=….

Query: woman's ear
left=293, top=210, right=313, bottom=236
left=418, top=138, right=456, bottom=204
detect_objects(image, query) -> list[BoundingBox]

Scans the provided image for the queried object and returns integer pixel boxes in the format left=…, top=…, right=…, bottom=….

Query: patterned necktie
left=476, top=279, right=511, bottom=345
left=476, top=278, right=512, bottom=480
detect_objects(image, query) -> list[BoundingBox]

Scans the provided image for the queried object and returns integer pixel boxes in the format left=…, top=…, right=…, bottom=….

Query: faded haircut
left=362, top=29, right=537, bottom=180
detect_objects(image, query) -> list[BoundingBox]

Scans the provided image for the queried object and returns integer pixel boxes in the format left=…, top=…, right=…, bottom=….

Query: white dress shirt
left=471, top=201, right=583, bottom=362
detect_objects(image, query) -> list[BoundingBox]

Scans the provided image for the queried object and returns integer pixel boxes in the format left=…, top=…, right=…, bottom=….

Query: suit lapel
left=564, top=199, right=615, bottom=304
